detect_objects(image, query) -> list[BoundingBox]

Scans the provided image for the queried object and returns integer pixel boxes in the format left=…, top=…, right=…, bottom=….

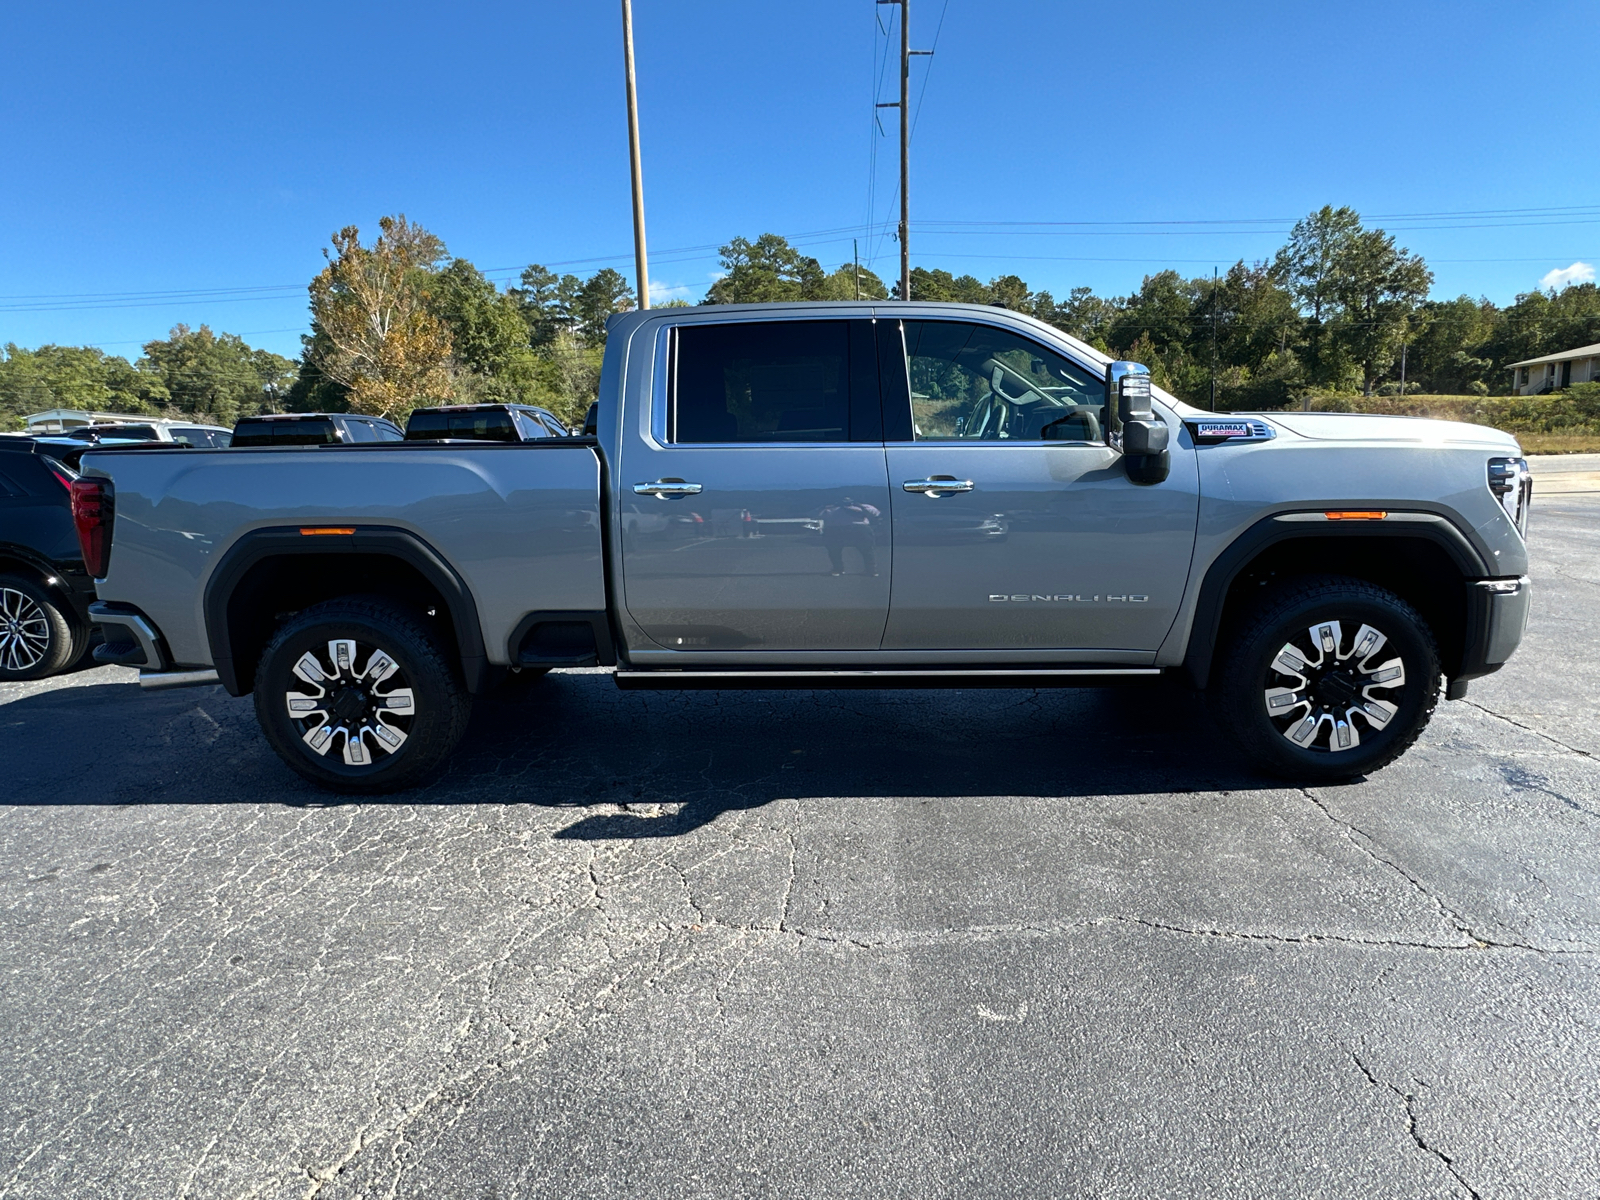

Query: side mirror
left=1105, top=361, right=1170, bottom=485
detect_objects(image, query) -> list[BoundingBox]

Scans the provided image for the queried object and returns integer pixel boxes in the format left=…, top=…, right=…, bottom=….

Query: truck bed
left=84, top=442, right=606, bottom=671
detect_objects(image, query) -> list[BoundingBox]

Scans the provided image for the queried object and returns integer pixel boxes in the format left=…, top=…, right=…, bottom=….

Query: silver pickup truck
left=73, top=301, right=1533, bottom=792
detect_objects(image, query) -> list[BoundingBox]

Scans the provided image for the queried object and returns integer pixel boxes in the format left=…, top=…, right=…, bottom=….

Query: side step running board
left=613, top=667, right=1164, bottom=691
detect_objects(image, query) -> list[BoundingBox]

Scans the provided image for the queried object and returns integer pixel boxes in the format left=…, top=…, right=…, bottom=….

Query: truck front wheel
left=1215, top=576, right=1440, bottom=782
left=254, top=597, right=471, bottom=794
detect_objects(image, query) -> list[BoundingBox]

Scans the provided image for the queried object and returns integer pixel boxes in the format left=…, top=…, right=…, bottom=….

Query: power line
left=5, top=211, right=1593, bottom=316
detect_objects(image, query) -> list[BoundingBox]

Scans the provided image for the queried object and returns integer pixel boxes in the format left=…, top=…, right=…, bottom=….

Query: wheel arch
left=203, top=527, right=488, bottom=697
left=0, top=546, right=83, bottom=613
left=1183, top=513, right=1489, bottom=690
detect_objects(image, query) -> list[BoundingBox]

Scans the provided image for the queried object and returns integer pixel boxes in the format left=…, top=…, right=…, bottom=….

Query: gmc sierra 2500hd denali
left=72, top=302, right=1533, bottom=792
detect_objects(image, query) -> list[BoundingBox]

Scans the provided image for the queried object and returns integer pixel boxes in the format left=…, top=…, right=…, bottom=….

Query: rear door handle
left=903, top=477, right=974, bottom=496
left=634, top=479, right=704, bottom=498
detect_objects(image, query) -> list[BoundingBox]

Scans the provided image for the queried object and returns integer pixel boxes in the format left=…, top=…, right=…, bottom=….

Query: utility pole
left=877, top=0, right=931, bottom=301
left=1210, top=266, right=1218, bottom=412
left=621, top=0, right=650, bottom=308
left=1399, top=338, right=1408, bottom=396
left=853, top=238, right=862, bottom=301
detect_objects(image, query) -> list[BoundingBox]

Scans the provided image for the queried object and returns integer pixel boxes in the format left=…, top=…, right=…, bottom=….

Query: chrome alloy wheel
left=0, top=587, right=51, bottom=673
left=1263, top=620, right=1407, bottom=753
left=284, top=638, right=416, bottom=767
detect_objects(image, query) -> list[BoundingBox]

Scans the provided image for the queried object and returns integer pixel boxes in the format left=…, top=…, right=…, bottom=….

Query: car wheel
left=254, top=597, right=471, bottom=794
left=1215, top=576, right=1440, bottom=782
left=0, top=574, right=77, bottom=681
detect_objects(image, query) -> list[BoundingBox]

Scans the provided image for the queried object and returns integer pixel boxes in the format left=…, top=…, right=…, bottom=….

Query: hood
left=1260, top=411, right=1520, bottom=451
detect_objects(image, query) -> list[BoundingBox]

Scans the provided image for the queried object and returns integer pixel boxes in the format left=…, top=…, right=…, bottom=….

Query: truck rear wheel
left=1215, top=576, right=1440, bottom=782
left=254, top=597, right=470, bottom=794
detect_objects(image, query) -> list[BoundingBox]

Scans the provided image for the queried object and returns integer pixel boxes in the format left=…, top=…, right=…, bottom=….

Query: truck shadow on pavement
left=470, top=670, right=1282, bottom=839
left=0, top=670, right=1285, bottom=827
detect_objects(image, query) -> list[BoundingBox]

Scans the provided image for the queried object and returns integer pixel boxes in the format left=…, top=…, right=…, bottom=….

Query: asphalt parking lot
left=2, top=470, right=1597, bottom=1200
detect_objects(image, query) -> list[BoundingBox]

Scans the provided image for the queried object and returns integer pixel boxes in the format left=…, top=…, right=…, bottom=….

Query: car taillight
left=70, top=477, right=115, bottom=578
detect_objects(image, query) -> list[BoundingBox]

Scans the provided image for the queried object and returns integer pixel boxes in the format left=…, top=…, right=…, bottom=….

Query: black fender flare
left=203, top=526, right=488, bottom=695
left=1181, top=511, right=1489, bottom=690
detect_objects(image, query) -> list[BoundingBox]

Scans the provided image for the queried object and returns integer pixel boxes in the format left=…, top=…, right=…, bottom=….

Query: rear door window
left=669, top=319, right=879, bottom=444
left=170, top=426, right=225, bottom=447
left=232, top=419, right=340, bottom=446
left=405, top=410, right=519, bottom=441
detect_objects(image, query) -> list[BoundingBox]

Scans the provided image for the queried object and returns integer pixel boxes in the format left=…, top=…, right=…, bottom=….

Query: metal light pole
left=621, top=0, right=650, bottom=308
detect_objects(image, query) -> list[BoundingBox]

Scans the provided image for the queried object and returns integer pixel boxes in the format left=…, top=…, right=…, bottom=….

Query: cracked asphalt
left=2, top=488, right=1597, bottom=1200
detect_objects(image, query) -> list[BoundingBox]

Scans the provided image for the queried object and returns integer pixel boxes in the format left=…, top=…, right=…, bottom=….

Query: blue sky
left=3, top=0, right=1598, bottom=360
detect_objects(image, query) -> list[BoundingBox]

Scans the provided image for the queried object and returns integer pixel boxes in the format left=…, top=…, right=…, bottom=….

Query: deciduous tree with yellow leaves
left=307, top=215, right=455, bottom=420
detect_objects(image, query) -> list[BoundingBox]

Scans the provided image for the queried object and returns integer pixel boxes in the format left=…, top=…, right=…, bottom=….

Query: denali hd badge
left=989, top=594, right=1149, bottom=602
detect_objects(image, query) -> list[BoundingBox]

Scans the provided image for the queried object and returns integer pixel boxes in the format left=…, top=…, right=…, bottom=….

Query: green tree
left=140, top=325, right=295, bottom=424
left=0, top=345, right=162, bottom=427
left=573, top=268, right=635, bottom=345
left=1274, top=206, right=1364, bottom=385
left=1046, top=286, right=1119, bottom=348
left=426, top=259, right=544, bottom=401
left=511, top=263, right=580, bottom=350
left=706, top=234, right=826, bottom=304
left=817, top=262, right=889, bottom=300
left=1328, top=229, right=1432, bottom=394
left=1410, top=295, right=1498, bottom=394
left=904, top=267, right=989, bottom=303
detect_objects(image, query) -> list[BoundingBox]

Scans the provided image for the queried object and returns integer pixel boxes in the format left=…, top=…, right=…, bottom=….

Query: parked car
left=77, top=301, right=1533, bottom=792
left=0, top=437, right=101, bottom=679
left=230, top=413, right=404, bottom=447
left=404, top=403, right=573, bottom=441
left=62, top=419, right=232, bottom=448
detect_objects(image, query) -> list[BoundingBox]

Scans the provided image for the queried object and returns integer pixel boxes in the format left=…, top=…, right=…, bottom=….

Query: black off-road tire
left=1215, top=576, right=1440, bottom=782
left=254, top=597, right=471, bottom=794
left=0, top=573, right=79, bottom=681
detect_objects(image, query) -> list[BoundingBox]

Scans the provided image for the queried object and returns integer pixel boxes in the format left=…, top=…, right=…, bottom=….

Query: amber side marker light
left=299, top=527, right=356, bottom=536
left=1324, top=511, right=1387, bottom=521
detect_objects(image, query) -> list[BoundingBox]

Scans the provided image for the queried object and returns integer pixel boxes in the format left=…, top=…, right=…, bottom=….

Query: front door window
left=904, top=320, right=1106, bottom=442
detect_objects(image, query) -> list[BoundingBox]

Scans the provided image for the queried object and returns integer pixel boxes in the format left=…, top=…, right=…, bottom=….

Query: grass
left=1298, top=392, right=1600, bottom=454
left=1507, top=433, right=1600, bottom=455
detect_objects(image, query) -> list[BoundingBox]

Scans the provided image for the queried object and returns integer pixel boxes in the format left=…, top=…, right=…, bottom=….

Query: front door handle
left=634, top=479, right=704, bottom=498
left=903, top=477, right=974, bottom=496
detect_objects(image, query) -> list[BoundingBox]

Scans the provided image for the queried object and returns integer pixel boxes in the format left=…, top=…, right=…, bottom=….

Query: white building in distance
left=1507, top=343, right=1600, bottom=395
